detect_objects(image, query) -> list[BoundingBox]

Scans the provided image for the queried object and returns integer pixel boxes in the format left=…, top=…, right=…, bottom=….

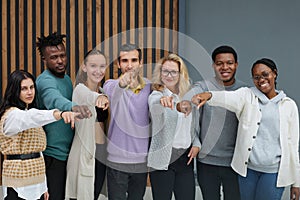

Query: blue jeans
left=238, top=168, right=284, bottom=200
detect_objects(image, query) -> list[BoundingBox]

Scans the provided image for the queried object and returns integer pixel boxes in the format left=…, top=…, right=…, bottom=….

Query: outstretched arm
left=191, top=92, right=212, bottom=109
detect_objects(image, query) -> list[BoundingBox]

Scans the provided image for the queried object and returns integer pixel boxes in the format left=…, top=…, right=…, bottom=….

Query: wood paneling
left=0, top=0, right=178, bottom=97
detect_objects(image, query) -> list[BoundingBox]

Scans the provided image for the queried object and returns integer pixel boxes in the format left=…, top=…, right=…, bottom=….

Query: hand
left=290, top=187, right=300, bottom=200
left=44, top=191, right=49, bottom=200
left=119, top=72, right=138, bottom=88
left=176, top=100, right=192, bottom=116
left=160, top=96, right=174, bottom=109
left=61, top=111, right=81, bottom=129
left=187, top=146, right=200, bottom=165
left=191, top=92, right=212, bottom=109
left=72, top=105, right=92, bottom=119
left=96, top=95, right=109, bottom=110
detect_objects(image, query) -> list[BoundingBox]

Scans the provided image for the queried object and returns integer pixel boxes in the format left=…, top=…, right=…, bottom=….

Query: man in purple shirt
left=103, top=44, right=151, bottom=200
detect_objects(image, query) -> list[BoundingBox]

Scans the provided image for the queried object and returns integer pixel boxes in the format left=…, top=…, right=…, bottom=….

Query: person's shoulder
left=36, top=70, right=55, bottom=83
left=235, top=79, right=249, bottom=87
left=282, top=95, right=298, bottom=107
left=73, top=83, right=87, bottom=92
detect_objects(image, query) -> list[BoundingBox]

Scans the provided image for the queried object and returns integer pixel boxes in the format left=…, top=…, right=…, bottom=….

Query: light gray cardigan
left=147, top=89, right=201, bottom=170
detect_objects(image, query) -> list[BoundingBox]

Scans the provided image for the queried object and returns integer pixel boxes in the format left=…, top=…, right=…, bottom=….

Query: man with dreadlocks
left=36, top=32, right=91, bottom=200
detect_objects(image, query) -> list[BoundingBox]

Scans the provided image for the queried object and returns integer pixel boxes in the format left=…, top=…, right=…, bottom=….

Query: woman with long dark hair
left=0, top=70, right=79, bottom=200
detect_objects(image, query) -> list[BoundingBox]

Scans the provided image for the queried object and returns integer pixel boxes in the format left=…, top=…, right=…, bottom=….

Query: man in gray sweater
left=183, top=45, right=247, bottom=200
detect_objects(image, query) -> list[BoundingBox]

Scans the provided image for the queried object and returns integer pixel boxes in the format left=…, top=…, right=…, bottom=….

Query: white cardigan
left=208, top=87, right=300, bottom=187
left=65, top=83, right=104, bottom=199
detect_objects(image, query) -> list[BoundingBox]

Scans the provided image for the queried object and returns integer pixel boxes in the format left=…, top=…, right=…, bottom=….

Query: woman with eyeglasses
left=0, top=70, right=79, bottom=200
left=147, top=53, right=200, bottom=200
left=191, top=58, right=300, bottom=200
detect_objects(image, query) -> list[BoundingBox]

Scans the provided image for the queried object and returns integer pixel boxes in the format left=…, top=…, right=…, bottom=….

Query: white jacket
left=208, top=87, right=300, bottom=187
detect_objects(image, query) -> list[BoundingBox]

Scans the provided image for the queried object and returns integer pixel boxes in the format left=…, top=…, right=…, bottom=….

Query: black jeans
left=44, top=155, right=67, bottom=200
left=197, top=162, right=241, bottom=200
left=149, top=148, right=195, bottom=200
left=94, top=158, right=106, bottom=200
left=107, top=164, right=148, bottom=200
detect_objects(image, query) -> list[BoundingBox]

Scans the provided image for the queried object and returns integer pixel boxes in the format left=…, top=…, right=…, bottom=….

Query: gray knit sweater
left=147, top=89, right=201, bottom=170
left=183, top=77, right=248, bottom=166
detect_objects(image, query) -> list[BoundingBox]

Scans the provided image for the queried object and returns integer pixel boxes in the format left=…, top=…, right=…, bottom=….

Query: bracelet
left=60, top=111, right=67, bottom=118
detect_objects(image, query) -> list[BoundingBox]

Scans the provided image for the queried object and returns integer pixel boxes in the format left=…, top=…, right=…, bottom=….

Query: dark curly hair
left=36, top=32, right=66, bottom=56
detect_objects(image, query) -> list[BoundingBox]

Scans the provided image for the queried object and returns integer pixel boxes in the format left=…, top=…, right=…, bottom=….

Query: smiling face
left=19, top=78, right=35, bottom=107
left=118, top=50, right=142, bottom=77
left=213, top=53, right=238, bottom=86
left=252, top=63, right=277, bottom=99
left=83, top=54, right=107, bottom=87
left=161, top=60, right=180, bottom=93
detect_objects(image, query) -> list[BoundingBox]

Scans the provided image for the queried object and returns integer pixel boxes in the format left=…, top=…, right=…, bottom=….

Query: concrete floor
left=0, top=184, right=290, bottom=200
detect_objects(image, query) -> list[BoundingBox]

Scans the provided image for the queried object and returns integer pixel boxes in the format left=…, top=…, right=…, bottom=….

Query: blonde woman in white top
left=65, top=49, right=109, bottom=200
left=148, top=54, right=200, bottom=200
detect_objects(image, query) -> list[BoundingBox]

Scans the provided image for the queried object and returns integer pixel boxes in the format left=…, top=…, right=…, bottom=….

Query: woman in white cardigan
left=191, top=58, right=300, bottom=200
left=65, top=49, right=109, bottom=200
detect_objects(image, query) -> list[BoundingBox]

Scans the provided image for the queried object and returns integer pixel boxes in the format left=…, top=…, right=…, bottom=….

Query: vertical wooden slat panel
left=164, top=0, right=170, bottom=56
left=27, top=0, right=33, bottom=74
left=61, top=0, right=66, bottom=34
left=69, top=0, right=76, bottom=81
left=87, top=0, right=93, bottom=51
left=121, top=0, right=126, bottom=44
left=10, top=0, right=16, bottom=72
left=44, top=0, right=49, bottom=36
left=172, top=0, right=178, bottom=53
left=19, top=0, right=24, bottom=69
left=104, top=1, right=110, bottom=78
left=95, top=0, right=101, bottom=46
left=2, top=0, right=8, bottom=96
left=155, top=0, right=161, bottom=62
left=78, top=0, right=84, bottom=67
left=129, top=0, right=135, bottom=43
left=1, top=0, right=179, bottom=95
left=52, top=0, right=58, bottom=31
left=138, top=0, right=144, bottom=76
left=36, top=0, right=41, bottom=75
left=146, top=0, right=152, bottom=79
left=112, top=0, right=118, bottom=79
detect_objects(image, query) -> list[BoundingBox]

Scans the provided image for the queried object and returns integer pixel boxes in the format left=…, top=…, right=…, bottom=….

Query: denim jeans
left=238, top=168, right=284, bottom=200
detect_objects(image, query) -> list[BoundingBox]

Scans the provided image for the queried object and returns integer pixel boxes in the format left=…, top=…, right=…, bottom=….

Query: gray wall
left=180, top=0, right=300, bottom=106
left=180, top=1, right=299, bottom=199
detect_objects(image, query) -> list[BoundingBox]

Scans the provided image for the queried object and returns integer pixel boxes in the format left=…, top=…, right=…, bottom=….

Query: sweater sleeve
left=208, top=87, right=249, bottom=118
left=289, top=100, right=300, bottom=187
left=147, top=90, right=179, bottom=169
left=4, top=108, right=57, bottom=136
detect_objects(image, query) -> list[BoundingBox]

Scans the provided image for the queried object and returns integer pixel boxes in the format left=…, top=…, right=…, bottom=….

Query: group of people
left=0, top=31, right=299, bottom=200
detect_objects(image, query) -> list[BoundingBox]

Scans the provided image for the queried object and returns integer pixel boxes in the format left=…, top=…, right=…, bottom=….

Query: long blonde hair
left=152, top=53, right=190, bottom=98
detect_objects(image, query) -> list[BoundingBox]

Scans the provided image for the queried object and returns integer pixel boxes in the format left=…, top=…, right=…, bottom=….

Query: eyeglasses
left=161, top=70, right=179, bottom=77
left=252, top=71, right=273, bottom=81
